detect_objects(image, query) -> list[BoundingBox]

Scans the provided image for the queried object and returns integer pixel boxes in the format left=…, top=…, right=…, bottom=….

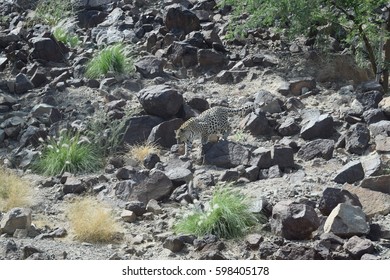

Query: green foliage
left=33, top=131, right=103, bottom=176
left=31, top=0, right=73, bottom=26
left=84, top=110, right=130, bottom=157
left=85, top=44, right=134, bottom=79
left=53, top=28, right=80, bottom=48
left=174, top=186, right=260, bottom=239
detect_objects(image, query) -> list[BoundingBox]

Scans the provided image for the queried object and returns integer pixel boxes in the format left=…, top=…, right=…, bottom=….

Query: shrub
left=85, top=44, right=134, bottom=79
left=33, top=131, right=103, bottom=176
left=0, top=167, right=32, bottom=212
left=127, top=142, right=160, bottom=165
left=30, top=0, right=73, bottom=26
left=174, top=186, right=260, bottom=239
left=53, top=28, right=80, bottom=48
left=67, top=197, right=121, bottom=243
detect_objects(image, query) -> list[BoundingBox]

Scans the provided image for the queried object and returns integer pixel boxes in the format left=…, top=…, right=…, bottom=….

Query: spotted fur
left=175, top=104, right=253, bottom=158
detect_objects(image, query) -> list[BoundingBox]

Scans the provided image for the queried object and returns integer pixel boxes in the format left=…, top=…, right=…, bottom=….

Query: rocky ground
left=1, top=0, right=390, bottom=260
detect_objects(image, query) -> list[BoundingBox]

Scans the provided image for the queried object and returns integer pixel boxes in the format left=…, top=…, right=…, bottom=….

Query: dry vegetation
left=0, top=167, right=33, bottom=212
left=127, top=142, right=160, bottom=165
left=67, top=197, right=122, bottom=243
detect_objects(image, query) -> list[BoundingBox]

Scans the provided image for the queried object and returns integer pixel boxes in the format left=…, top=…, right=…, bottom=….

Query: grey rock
left=146, top=199, right=163, bottom=214
left=270, top=200, right=320, bottom=240
left=197, top=49, right=226, bottom=68
left=324, top=203, right=369, bottom=238
left=203, top=141, right=251, bottom=168
left=240, top=112, right=271, bottom=136
left=274, top=243, right=320, bottom=260
left=244, top=166, right=260, bottom=182
left=300, top=113, right=334, bottom=140
left=165, top=6, right=200, bottom=35
left=362, top=109, right=386, bottom=124
left=280, top=77, right=316, bottom=96
left=143, top=153, right=160, bottom=169
left=297, top=139, right=334, bottom=160
left=254, top=90, right=283, bottom=113
left=272, top=145, right=295, bottom=168
left=374, top=135, right=390, bottom=152
left=379, top=96, right=390, bottom=116
left=249, top=147, right=272, bottom=169
left=0, top=208, right=32, bottom=235
left=163, top=236, right=185, bottom=252
left=135, top=56, right=165, bottom=78
left=114, top=170, right=173, bottom=204
left=344, top=236, right=374, bottom=259
left=30, top=37, right=67, bottom=62
left=138, top=85, right=183, bottom=119
left=345, top=123, right=370, bottom=155
left=219, top=169, right=240, bottom=182
left=164, top=167, right=193, bottom=186
left=318, top=187, right=362, bottom=216
left=123, top=115, right=163, bottom=145
left=268, top=165, right=282, bottom=178
left=121, top=210, right=137, bottom=223
left=259, top=241, right=280, bottom=259
left=361, top=152, right=382, bottom=177
left=278, top=117, right=301, bottom=136
left=125, top=201, right=146, bottom=216
left=368, top=120, right=390, bottom=137
left=245, top=234, right=264, bottom=250
left=356, top=90, right=383, bottom=110
left=333, top=160, right=364, bottom=184
left=13, top=73, right=34, bottom=94
left=77, top=10, right=108, bottom=28
left=147, top=118, right=183, bottom=148
left=344, top=184, right=390, bottom=217
left=168, top=41, right=198, bottom=68
left=63, top=177, right=85, bottom=194
left=360, top=175, right=390, bottom=194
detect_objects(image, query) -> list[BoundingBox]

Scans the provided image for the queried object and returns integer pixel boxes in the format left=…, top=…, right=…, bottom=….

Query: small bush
left=31, top=0, right=73, bottom=26
left=174, top=187, right=259, bottom=239
left=33, top=131, right=103, bottom=176
left=85, top=44, right=134, bottom=79
left=53, top=28, right=79, bottom=48
left=67, top=197, right=121, bottom=243
left=127, top=142, right=160, bottom=164
left=0, top=167, right=32, bottom=212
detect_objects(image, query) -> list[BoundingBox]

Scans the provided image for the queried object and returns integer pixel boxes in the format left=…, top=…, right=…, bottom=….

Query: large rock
left=356, top=90, right=383, bottom=110
left=30, top=37, right=67, bottom=62
left=368, top=120, right=390, bottom=137
left=165, top=6, right=200, bottom=35
left=123, top=115, right=163, bottom=145
left=279, top=77, right=316, bottom=96
left=14, top=73, right=34, bottom=94
left=249, top=147, right=272, bottom=169
left=278, top=117, right=301, bottom=136
left=147, top=118, right=183, bottom=148
left=114, top=170, right=173, bottom=204
left=344, top=236, right=374, bottom=259
left=240, top=112, right=271, bottom=136
left=168, top=41, right=198, bottom=68
left=271, top=145, right=295, bottom=168
left=318, top=187, right=362, bottom=216
left=300, top=113, right=334, bottom=140
left=137, top=85, right=183, bottom=118
left=324, top=203, right=369, bottom=238
left=345, top=123, right=370, bottom=155
left=0, top=208, right=32, bottom=235
left=270, top=200, right=320, bottom=240
left=297, top=139, right=334, bottom=160
left=333, top=160, right=364, bottom=184
left=203, top=141, right=251, bottom=168
left=379, top=96, right=390, bottom=116
left=197, top=49, right=226, bottom=68
left=135, top=56, right=165, bottom=78
left=254, top=90, right=283, bottom=113
left=344, top=184, right=390, bottom=217
left=374, top=135, right=390, bottom=152
left=359, top=175, right=390, bottom=194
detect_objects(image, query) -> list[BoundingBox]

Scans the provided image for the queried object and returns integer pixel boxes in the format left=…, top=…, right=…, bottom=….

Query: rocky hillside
left=1, top=0, right=390, bottom=260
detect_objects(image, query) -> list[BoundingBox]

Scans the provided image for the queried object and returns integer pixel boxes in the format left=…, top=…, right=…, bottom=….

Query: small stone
left=163, top=236, right=185, bottom=253
left=344, top=236, right=374, bottom=259
left=245, top=234, right=264, bottom=250
left=146, top=199, right=163, bottom=214
left=121, top=210, right=137, bottom=223
left=333, top=160, right=364, bottom=184
left=0, top=208, right=32, bottom=235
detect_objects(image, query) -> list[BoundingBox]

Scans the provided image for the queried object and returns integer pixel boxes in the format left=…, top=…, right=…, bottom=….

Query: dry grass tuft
left=127, top=142, right=160, bottom=164
left=67, top=197, right=121, bottom=243
left=0, top=167, right=33, bottom=212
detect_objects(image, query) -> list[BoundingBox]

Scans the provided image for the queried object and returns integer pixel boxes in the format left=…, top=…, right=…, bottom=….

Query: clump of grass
left=174, top=186, right=259, bottom=239
left=33, top=131, right=103, bottom=176
left=0, top=167, right=32, bottom=212
left=53, top=27, right=80, bottom=48
left=127, top=142, right=160, bottom=164
left=30, top=0, right=73, bottom=26
left=85, top=44, right=134, bottom=79
left=67, top=197, right=121, bottom=243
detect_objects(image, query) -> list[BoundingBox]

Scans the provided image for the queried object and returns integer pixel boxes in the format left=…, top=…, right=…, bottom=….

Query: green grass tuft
left=33, top=132, right=103, bottom=176
left=85, top=44, right=134, bottom=79
left=30, top=0, right=73, bottom=27
left=53, top=28, right=80, bottom=48
left=174, top=186, right=260, bottom=239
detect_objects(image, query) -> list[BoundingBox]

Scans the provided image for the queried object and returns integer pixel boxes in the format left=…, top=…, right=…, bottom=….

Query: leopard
left=175, top=104, right=254, bottom=158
